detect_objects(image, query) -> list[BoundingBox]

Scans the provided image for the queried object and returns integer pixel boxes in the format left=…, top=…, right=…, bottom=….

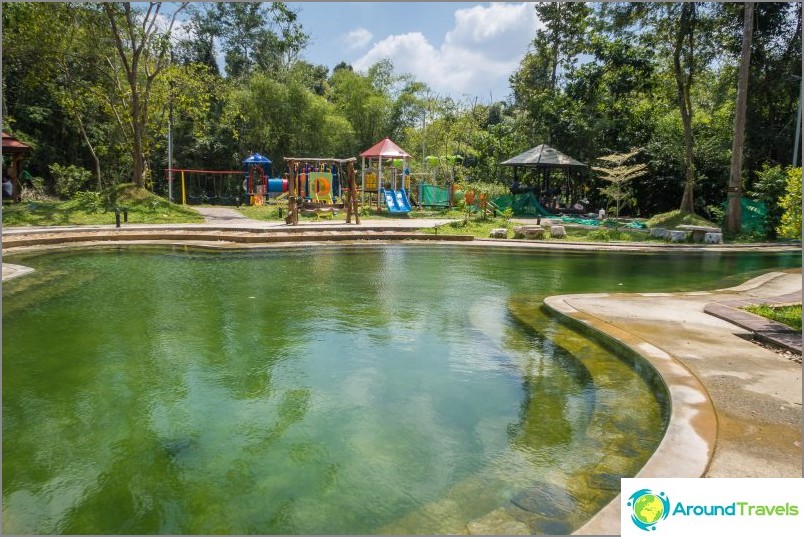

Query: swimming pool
left=2, top=245, right=799, bottom=534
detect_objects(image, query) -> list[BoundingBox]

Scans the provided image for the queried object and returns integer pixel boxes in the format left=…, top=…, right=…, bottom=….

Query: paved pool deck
left=1, top=214, right=802, bottom=535
left=552, top=269, right=803, bottom=535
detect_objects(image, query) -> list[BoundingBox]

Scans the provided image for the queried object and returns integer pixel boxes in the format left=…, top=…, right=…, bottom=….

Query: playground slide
left=382, top=189, right=403, bottom=213
left=381, top=189, right=411, bottom=213
left=395, top=189, right=412, bottom=212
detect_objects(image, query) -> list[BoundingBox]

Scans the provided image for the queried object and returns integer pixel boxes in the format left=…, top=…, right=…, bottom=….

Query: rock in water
left=510, top=482, right=574, bottom=517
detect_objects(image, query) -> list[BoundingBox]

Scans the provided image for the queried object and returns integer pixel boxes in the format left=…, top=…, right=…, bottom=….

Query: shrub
left=749, top=163, right=787, bottom=239
left=72, top=190, right=104, bottom=213
left=49, top=163, right=93, bottom=199
left=777, top=167, right=802, bottom=240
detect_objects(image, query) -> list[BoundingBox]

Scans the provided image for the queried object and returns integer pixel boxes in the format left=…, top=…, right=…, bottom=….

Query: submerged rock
left=510, top=482, right=574, bottom=517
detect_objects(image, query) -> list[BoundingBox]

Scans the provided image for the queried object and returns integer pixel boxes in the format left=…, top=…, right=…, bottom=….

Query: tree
left=104, top=2, right=188, bottom=187
left=673, top=2, right=699, bottom=214
left=199, top=2, right=307, bottom=79
left=593, top=148, right=648, bottom=217
left=726, top=2, right=754, bottom=233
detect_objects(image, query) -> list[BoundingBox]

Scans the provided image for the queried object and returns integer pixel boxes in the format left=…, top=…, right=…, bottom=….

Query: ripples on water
left=2, top=245, right=799, bottom=534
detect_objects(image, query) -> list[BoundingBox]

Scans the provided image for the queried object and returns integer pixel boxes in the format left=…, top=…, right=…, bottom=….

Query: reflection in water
left=2, top=245, right=799, bottom=534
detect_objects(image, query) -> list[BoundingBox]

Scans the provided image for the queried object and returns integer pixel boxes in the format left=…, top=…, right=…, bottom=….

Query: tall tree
left=673, top=2, right=698, bottom=214
left=200, top=2, right=307, bottom=80
left=727, top=2, right=755, bottom=233
left=104, top=2, right=188, bottom=187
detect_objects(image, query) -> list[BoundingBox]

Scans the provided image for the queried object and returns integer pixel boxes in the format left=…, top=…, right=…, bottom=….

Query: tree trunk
left=674, top=3, right=697, bottom=214
left=727, top=2, right=754, bottom=233
left=76, top=117, right=103, bottom=191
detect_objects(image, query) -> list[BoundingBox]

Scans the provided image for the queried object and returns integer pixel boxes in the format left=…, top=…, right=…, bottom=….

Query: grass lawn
left=743, top=304, right=802, bottom=331
left=2, top=185, right=203, bottom=226
left=645, top=209, right=718, bottom=229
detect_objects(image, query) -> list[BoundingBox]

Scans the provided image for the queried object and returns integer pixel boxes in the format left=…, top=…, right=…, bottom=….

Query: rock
left=650, top=227, right=666, bottom=238
left=587, top=473, right=625, bottom=491
left=704, top=232, right=723, bottom=244
left=549, top=225, right=566, bottom=239
left=510, top=483, right=574, bottom=517
left=489, top=228, right=508, bottom=239
left=466, top=508, right=530, bottom=535
left=513, top=226, right=545, bottom=239
left=669, top=230, right=688, bottom=242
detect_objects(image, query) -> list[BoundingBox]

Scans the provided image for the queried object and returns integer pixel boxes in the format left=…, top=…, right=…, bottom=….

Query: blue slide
left=395, top=189, right=412, bottom=212
left=382, top=189, right=411, bottom=213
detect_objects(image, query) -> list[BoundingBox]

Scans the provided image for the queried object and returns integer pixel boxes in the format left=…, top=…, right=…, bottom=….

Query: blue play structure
left=382, top=188, right=412, bottom=213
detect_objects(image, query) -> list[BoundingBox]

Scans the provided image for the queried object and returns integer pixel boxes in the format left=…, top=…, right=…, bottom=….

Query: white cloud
left=343, top=28, right=374, bottom=51
left=353, top=3, right=542, bottom=100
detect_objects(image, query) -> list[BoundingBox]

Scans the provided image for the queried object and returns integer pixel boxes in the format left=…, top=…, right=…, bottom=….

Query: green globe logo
left=628, top=489, right=670, bottom=531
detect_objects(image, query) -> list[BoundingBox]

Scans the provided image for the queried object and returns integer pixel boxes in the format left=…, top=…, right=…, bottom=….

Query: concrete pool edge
left=543, top=271, right=803, bottom=535
left=2, top=225, right=801, bottom=254
left=542, top=294, right=718, bottom=535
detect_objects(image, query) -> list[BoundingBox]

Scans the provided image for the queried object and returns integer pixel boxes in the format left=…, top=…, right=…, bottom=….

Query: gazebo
left=2, top=131, right=32, bottom=202
left=360, top=138, right=411, bottom=208
left=501, top=144, right=588, bottom=212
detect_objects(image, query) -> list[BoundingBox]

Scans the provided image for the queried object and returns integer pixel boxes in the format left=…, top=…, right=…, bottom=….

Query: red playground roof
left=2, top=131, right=32, bottom=153
left=360, top=138, right=411, bottom=158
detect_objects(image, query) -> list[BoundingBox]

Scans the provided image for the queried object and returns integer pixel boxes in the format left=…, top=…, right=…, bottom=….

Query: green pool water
left=2, top=245, right=799, bottom=534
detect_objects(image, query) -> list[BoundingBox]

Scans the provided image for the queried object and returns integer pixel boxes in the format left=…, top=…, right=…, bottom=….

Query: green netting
left=492, top=192, right=553, bottom=217
left=560, top=216, right=647, bottom=229
left=419, top=184, right=451, bottom=206
left=720, top=197, right=767, bottom=234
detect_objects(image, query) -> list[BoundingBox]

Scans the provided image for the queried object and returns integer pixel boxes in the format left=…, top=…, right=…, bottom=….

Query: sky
left=287, top=2, right=542, bottom=102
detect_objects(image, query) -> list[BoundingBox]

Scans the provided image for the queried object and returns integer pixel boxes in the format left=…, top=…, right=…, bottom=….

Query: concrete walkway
left=546, top=270, right=803, bottom=534
left=191, top=206, right=252, bottom=224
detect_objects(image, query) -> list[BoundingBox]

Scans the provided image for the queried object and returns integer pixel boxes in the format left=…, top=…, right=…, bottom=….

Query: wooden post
left=286, top=161, right=297, bottom=225
left=347, top=161, right=360, bottom=225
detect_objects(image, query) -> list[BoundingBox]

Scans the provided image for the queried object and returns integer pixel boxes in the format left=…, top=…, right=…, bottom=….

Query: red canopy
left=360, top=138, right=410, bottom=158
left=2, top=131, right=32, bottom=154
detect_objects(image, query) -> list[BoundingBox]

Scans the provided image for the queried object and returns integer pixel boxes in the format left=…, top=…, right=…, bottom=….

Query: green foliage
left=2, top=0, right=800, bottom=217
left=48, top=163, right=94, bottom=199
left=594, top=148, right=648, bottom=217
left=743, top=304, right=802, bottom=331
left=71, top=191, right=104, bottom=213
left=645, top=210, right=717, bottom=229
left=749, top=163, right=788, bottom=238
left=777, top=167, right=802, bottom=239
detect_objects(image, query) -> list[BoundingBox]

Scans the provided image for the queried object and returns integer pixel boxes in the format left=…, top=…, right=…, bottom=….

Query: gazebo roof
left=501, top=144, right=586, bottom=168
left=360, top=138, right=411, bottom=158
left=2, top=131, right=32, bottom=154
left=243, top=153, right=272, bottom=164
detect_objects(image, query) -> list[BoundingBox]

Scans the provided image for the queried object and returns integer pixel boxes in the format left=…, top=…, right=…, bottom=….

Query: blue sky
left=287, top=2, right=542, bottom=102
left=165, top=2, right=542, bottom=102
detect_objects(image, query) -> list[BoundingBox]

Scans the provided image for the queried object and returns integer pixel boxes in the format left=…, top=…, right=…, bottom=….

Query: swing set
left=164, top=168, right=244, bottom=206
left=164, top=153, right=290, bottom=206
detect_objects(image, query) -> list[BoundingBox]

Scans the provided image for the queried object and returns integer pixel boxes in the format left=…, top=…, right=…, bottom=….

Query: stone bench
left=489, top=228, right=508, bottom=239
left=550, top=225, right=566, bottom=239
left=513, top=225, right=544, bottom=239
left=704, top=232, right=723, bottom=244
left=668, top=230, right=689, bottom=242
left=676, top=225, right=722, bottom=243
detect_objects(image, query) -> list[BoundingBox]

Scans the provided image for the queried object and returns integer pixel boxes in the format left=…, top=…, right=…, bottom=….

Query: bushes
left=48, top=163, right=93, bottom=198
left=777, top=167, right=802, bottom=239
left=749, top=164, right=787, bottom=239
